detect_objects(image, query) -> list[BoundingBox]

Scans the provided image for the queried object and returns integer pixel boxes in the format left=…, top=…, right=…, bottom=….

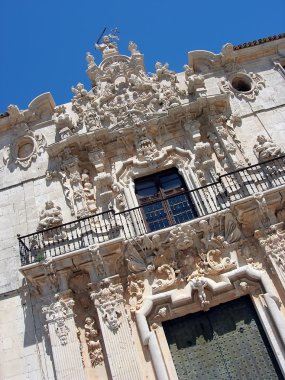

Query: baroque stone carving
left=125, top=238, right=155, bottom=273
left=84, top=316, right=104, bottom=366
left=127, top=273, right=145, bottom=312
left=167, top=211, right=240, bottom=279
left=169, top=224, right=197, bottom=251
left=193, top=141, right=215, bottom=184
left=7, top=104, right=25, bottom=126
left=3, top=129, right=47, bottom=168
left=219, top=72, right=265, bottom=101
left=71, top=37, right=192, bottom=133
left=189, top=277, right=210, bottom=310
left=37, top=201, right=63, bottom=231
left=255, top=224, right=285, bottom=273
left=253, top=192, right=271, bottom=228
left=89, top=245, right=107, bottom=280
left=53, top=105, right=75, bottom=140
left=253, top=135, right=282, bottom=162
left=81, top=169, right=97, bottom=214
left=152, top=264, right=178, bottom=293
left=42, top=296, right=75, bottom=345
left=46, top=168, right=75, bottom=216
left=90, top=279, right=124, bottom=332
left=183, top=64, right=206, bottom=96
left=95, top=33, right=119, bottom=58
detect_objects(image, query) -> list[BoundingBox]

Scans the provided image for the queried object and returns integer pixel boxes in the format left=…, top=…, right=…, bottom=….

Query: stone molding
left=136, top=266, right=285, bottom=380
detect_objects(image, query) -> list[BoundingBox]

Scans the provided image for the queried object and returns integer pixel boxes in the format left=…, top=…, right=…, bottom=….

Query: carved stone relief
left=255, top=223, right=285, bottom=276
left=90, top=279, right=124, bottom=332
left=3, top=128, right=47, bottom=169
left=253, top=135, right=283, bottom=162
left=188, top=277, right=210, bottom=310
left=219, top=71, right=265, bottom=101
left=42, top=296, right=75, bottom=345
left=127, top=273, right=145, bottom=313
left=183, top=64, right=206, bottom=96
left=69, top=37, right=199, bottom=134
left=84, top=316, right=104, bottom=367
left=53, top=105, right=75, bottom=140
left=209, top=114, right=245, bottom=171
left=124, top=211, right=241, bottom=301
left=37, top=200, right=63, bottom=231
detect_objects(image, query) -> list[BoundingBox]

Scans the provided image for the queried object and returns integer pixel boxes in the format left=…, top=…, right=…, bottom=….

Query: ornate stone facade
left=1, top=34, right=285, bottom=380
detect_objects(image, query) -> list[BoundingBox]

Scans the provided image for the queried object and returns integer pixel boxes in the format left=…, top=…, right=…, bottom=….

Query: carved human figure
left=86, top=52, right=95, bottom=67
left=95, top=34, right=119, bottom=56
left=71, top=83, right=88, bottom=100
left=254, top=192, right=271, bottom=227
left=128, top=41, right=140, bottom=55
left=199, top=219, right=214, bottom=250
left=84, top=316, right=103, bottom=366
left=37, top=201, right=63, bottom=230
left=154, top=62, right=176, bottom=83
left=217, top=126, right=243, bottom=169
left=253, top=135, right=282, bottom=162
left=191, top=277, right=209, bottom=309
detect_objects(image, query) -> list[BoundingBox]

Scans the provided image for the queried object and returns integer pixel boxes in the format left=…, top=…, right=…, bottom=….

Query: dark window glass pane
left=142, top=202, right=170, bottom=232
left=135, top=179, right=157, bottom=197
left=160, top=172, right=183, bottom=190
left=168, top=194, right=198, bottom=224
left=135, top=168, right=199, bottom=232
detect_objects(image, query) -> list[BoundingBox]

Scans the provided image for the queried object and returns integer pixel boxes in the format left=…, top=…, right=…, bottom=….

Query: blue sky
left=0, top=0, right=284, bottom=112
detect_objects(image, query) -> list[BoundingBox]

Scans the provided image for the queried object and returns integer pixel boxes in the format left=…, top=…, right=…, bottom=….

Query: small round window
left=231, top=74, right=252, bottom=92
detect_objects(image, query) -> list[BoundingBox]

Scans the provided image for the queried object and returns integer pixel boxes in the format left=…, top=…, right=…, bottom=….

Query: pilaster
left=42, top=290, right=85, bottom=380
left=89, top=276, right=143, bottom=380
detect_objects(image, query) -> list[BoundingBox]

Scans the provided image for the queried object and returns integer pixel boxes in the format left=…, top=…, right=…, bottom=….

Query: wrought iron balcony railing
left=18, top=155, right=285, bottom=266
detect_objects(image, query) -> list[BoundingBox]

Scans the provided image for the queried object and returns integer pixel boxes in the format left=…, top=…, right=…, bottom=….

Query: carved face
left=85, top=317, right=93, bottom=325
left=103, top=36, right=110, bottom=43
left=45, top=200, right=54, bottom=209
left=103, top=303, right=120, bottom=331
left=257, top=135, right=267, bottom=144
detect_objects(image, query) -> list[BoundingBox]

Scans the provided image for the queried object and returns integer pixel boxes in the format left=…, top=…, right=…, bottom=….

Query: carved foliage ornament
left=255, top=224, right=285, bottom=271
left=71, top=38, right=194, bottom=132
left=3, top=128, right=47, bottom=168
left=219, top=72, right=265, bottom=101
left=90, top=279, right=123, bottom=332
left=42, top=297, right=75, bottom=345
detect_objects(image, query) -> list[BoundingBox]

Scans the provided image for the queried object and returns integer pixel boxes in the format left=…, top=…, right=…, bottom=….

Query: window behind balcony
left=135, top=168, right=198, bottom=232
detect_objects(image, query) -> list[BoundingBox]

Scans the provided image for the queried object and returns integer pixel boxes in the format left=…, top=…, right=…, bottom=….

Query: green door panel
left=163, top=296, right=283, bottom=380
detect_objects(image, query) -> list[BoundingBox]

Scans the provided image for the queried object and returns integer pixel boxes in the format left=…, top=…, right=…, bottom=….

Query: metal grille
left=163, top=297, right=283, bottom=380
left=18, top=155, right=285, bottom=265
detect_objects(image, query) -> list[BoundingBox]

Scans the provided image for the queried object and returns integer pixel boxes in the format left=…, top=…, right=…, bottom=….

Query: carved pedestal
left=90, top=277, right=143, bottom=380
left=42, top=291, right=85, bottom=380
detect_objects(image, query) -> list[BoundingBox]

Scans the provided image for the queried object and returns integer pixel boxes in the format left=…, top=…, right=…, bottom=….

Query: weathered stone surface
left=1, top=34, right=285, bottom=379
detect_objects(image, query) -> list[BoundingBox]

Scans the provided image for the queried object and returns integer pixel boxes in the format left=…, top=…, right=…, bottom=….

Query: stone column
left=90, top=276, right=143, bottom=380
left=42, top=290, right=85, bottom=380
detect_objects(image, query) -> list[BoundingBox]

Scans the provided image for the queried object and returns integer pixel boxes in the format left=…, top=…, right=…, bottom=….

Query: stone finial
left=128, top=41, right=140, bottom=55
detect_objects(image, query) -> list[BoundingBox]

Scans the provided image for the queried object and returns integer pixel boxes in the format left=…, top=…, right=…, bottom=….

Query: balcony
left=18, top=156, right=285, bottom=266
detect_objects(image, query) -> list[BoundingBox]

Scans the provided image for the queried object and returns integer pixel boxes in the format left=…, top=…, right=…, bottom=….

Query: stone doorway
left=163, top=296, right=283, bottom=380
